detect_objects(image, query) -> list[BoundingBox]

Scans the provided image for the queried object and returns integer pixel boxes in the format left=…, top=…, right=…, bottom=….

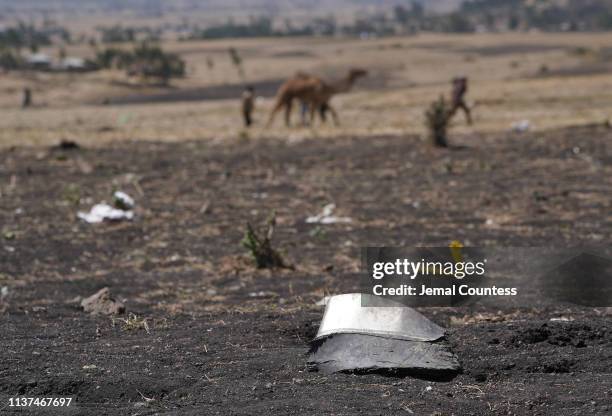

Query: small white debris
left=78, top=204, right=134, bottom=224
left=550, top=317, right=573, bottom=322
left=425, top=386, right=433, bottom=392
left=82, top=364, right=98, bottom=370
left=306, top=204, right=352, bottom=225
left=1, top=286, right=8, bottom=298
left=78, top=191, right=135, bottom=224
left=248, top=291, right=278, bottom=298
left=511, top=120, right=531, bottom=132
left=113, top=191, right=134, bottom=210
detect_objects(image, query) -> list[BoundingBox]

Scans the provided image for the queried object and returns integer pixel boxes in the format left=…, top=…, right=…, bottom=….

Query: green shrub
left=242, top=212, right=292, bottom=269
left=425, top=96, right=451, bottom=148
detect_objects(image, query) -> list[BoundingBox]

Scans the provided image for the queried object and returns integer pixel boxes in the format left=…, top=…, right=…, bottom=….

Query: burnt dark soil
left=0, top=126, right=611, bottom=415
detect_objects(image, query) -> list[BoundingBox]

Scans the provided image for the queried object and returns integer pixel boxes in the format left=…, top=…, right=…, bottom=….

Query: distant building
left=26, top=53, right=52, bottom=70
left=60, top=57, right=87, bottom=71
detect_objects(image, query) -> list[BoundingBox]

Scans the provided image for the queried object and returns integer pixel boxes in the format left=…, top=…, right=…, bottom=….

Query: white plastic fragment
left=113, top=191, right=134, bottom=210
left=314, top=293, right=445, bottom=342
left=306, top=204, right=352, bottom=224
left=511, top=120, right=531, bottom=132
left=78, top=191, right=135, bottom=224
left=78, top=204, right=134, bottom=223
left=550, top=317, right=573, bottom=322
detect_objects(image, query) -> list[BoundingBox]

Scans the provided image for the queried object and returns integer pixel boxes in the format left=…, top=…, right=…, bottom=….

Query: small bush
left=242, top=212, right=292, bottom=269
left=94, top=42, right=185, bottom=83
left=0, top=49, right=23, bottom=70
left=425, top=96, right=451, bottom=148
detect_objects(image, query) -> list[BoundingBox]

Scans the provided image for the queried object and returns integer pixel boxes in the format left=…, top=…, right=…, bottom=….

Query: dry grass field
left=2, top=32, right=612, bottom=147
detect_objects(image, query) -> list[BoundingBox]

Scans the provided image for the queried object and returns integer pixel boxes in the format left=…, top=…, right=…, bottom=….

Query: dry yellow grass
left=1, top=32, right=612, bottom=148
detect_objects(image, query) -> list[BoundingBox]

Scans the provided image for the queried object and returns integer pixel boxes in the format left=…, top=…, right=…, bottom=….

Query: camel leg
left=459, top=102, right=472, bottom=125
left=266, top=100, right=285, bottom=128
left=327, top=104, right=340, bottom=126
left=300, top=100, right=309, bottom=126
left=318, top=103, right=328, bottom=124
left=309, top=104, right=317, bottom=127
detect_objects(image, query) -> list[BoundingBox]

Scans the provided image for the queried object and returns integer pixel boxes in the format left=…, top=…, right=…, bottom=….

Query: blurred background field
left=1, top=1, right=612, bottom=147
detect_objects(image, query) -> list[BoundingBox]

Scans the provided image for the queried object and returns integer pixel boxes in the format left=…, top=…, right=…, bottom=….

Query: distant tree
left=0, top=22, right=51, bottom=53
left=94, top=47, right=130, bottom=69
left=129, top=41, right=186, bottom=84
left=508, top=14, right=520, bottom=30
left=98, top=25, right=136, bottom=43
left=446, top=13, right=475, bottom=33
left=0, top=49, right=22, bottom=70
left=60, top=29, right=72, bottom=44
left=411, top=1, right=425, bottom=19
left=394, top=5, right=410, bottom=25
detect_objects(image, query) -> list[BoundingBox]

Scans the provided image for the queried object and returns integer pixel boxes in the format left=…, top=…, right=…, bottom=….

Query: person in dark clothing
left=241, top=86, right=255, bottom=127
left=22, top=87, right=32, bottom=109
left=449, top=77, right=472, bottom=125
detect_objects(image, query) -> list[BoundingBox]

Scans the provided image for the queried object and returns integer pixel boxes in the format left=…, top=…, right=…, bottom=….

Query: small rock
left=81, top=287, right=125, bottom=316
left=56, top=140, right=80, bottom=150
left=473, top=372, right=487, bottom=382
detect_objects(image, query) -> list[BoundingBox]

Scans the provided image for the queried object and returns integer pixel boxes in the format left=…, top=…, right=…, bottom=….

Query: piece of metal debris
left=315, top=293, right=445, bottom=342
left=511, top=119, right=531, bottom=132
left=309, top=334, right=460, bottom=374
left=78, top=191, right=135, bottom=223
left=306, top=204, right=352, bottom=225
left=308, top=294, right=460, bottom=375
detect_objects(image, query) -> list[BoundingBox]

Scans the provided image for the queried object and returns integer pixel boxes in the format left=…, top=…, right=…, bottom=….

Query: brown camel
left=266, top=68, right=367, bottom=127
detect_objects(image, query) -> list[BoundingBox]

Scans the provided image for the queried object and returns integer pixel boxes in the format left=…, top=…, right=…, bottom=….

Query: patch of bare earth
left=0, top=126, right=611, bottom=414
